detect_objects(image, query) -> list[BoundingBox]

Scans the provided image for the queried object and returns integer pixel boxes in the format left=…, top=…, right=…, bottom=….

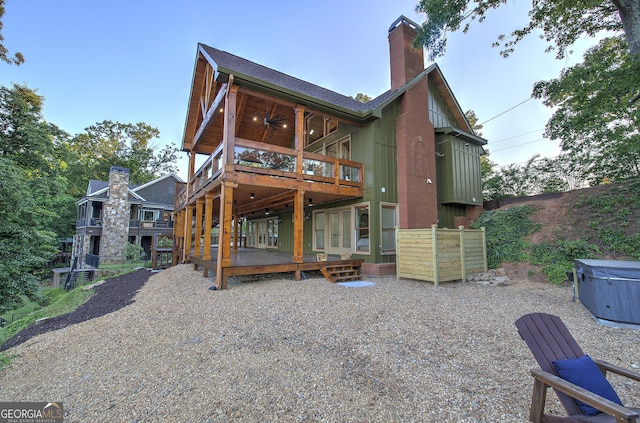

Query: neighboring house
left=175, top=16, right=487, bottom=286
left=74, top=166, right=185, bottom=267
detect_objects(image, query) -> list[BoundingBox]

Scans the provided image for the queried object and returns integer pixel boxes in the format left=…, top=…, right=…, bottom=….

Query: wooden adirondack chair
left=515, top=313, right=640, bottom=423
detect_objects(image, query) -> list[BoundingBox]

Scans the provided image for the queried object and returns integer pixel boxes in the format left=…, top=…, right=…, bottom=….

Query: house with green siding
left=174, top=15, right=486, bottom=285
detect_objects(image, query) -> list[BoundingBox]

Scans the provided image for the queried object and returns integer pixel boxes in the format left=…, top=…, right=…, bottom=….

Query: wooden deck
left=185, top=247, right=364, bottom=289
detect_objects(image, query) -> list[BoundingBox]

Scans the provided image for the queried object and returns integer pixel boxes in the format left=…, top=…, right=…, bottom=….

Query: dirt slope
left=487, top=183, right=634, bottom=282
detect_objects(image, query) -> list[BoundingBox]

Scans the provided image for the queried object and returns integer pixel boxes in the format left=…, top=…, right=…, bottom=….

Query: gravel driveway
left=1, top=264, right=638, bottom=422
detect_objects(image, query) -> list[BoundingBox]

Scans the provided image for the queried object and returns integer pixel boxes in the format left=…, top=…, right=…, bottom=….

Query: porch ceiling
left=204, top=183, right=360, bottom=221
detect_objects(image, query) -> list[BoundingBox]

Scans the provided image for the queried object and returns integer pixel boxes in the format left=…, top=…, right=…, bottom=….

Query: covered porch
left=174, top=45, right=366, bottom=289
left=186, top=247, right=364, bottom=289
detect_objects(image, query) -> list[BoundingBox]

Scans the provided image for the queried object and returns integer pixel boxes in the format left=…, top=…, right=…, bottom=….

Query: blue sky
left=1, top=0, right=600, bottom=179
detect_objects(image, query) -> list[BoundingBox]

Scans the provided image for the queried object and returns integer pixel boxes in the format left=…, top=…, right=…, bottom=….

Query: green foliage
left=414, top=0, right=626, bottom=61
left=531, top=240, right=601, bottom=284
left=482, top=154, right=581, bottom=200
left=533, top=36, right=640, bottom=185
left=353, top=93, right=372, bottom=103
left=0, top=285, right=93, bottom=348
left=471, top=205, right=541, bottom=268
left=0, top=351, right=14, bottom=370
left=573, top=180, right=640, bottom=259
left=0, top=0, right=24, bottom=66
left=0, top=158, right=58, bottom=313
left=479, top=179, right=640, bottom=284
left=156, top=236, right=173, bottom=248
left=37, top=288, right=65, bottom=307
left=62, top=120, right=179, bottom=187
left=124, top=242, right=145, bottom=261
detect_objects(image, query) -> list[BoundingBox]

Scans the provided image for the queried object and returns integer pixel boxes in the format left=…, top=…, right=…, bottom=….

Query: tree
left=533, top=36, right=640, bottom=184
left=353, top=93, right=372, bottom=103
left=63, top=120, right=179, bottom=187
left=0, top=158, right=58, bottom=312
left=464, top=109, right=483, bottom=136
left=0, top=0, right=23, bottom=65
left=414, top=0, right=638, bottom=60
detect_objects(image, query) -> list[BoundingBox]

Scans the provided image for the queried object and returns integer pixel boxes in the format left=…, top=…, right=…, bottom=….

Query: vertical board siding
left=397, top=225, right=487, bottom=286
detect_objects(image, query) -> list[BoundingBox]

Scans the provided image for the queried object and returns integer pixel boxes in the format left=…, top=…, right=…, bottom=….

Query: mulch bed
left=0, top=269, right=153, bottom=352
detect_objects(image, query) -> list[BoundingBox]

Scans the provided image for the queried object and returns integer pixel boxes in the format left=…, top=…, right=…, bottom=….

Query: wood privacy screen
left=396, top=225, right=487, bottom=286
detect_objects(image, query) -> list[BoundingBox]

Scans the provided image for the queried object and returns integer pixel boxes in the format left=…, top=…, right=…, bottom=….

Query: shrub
left=471, top=205, right=541, bottom=269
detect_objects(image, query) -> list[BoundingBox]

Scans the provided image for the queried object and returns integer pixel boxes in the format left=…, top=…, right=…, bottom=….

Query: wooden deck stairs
left=321, top=264, right=362, bottom=283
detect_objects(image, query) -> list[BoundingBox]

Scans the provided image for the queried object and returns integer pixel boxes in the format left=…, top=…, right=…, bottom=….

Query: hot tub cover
left=575, top=259, right=640, bottom=281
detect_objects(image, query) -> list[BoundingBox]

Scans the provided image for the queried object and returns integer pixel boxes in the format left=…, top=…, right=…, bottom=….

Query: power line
left=490, top=128, right=544, bottom=145
left=478, top=97, right=534, bottom=126
left=489, top=137, right=548, bottom=153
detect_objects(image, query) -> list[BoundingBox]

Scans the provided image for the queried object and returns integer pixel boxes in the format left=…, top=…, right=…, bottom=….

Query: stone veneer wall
left=99, top=167, right=130, bottom=263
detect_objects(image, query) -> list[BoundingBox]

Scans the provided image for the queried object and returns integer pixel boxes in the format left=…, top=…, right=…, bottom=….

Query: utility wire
left=478, top=97, right=534, bottom=126
left=490, top=137, right=548, bottom=153
left=490, top=128, right=544, bottom=145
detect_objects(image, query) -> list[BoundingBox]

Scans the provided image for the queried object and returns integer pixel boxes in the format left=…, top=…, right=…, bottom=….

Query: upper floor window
left=305, top=113, right=338, bottom=146
left=142, top=209, right=160, bottom=221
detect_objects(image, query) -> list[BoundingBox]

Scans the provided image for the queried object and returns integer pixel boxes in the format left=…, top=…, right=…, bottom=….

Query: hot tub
left=574, top=259, right=640, bottom=326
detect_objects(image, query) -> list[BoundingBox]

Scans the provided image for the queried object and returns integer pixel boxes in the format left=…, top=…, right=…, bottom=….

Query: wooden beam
left=185, top=205, right=194, bottom=262
left=194, top=198, right=204, bottom=257
left=293, top=188, right=304, bottom=264
left=235, top=93, right=247, bottom=135
left=234, top=190, right=297, bottom=215
left=192, top=82, right=227, bottom=151
left=233, top=212, right=240, bottom=252
left=203, top=192, right=214, bottom=261
left=228, top=170, right=363, bottom=197
left=294, top=105, right=305, bottom=180
left=216, top=181, right=236, bottom=289
left=221, top=78, right=237, bottom=171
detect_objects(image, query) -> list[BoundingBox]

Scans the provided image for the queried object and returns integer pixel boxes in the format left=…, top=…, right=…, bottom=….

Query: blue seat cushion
left=552, top=355, right=624, bottom=416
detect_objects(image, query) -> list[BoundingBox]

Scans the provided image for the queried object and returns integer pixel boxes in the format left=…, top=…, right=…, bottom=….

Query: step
left=333, top=274, right=363, bottom=282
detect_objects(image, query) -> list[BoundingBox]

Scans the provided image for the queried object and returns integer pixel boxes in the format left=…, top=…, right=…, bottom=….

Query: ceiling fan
left=254, top=103, right=287, bottom=130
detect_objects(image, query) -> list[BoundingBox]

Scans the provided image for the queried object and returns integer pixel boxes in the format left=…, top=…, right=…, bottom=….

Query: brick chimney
left=388, top=16, right=425, bottom=91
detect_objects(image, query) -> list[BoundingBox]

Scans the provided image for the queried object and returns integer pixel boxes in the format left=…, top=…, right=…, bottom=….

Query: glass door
left=327, top=209, right=351, bottom=254
left=257, top=220, right=267, bottom=249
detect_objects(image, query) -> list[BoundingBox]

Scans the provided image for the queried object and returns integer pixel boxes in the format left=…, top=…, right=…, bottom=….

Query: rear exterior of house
left=74, top=167, right=185, bottom=268
left=175, top=16, right=486, bottom=285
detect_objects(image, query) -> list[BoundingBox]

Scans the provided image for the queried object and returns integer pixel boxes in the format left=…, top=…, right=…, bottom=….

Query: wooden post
left=217, top=182, right=235, bottom=289
left=203, top=192, right=214, bottom=261
left=293, top=188, right=305, bottom=267
left=233, top=212, right=240, bottom=253
left=222, top=81, right=237, bottom=170
left=294, top=105, right=305, bottom=179
left=194, top=198, right=204, bottom=257
left=182, top=151, right=196, bottom=263
left=459, top=225, right=466, bottom=282
left=184, top=205, right=194, bottom=260
left=431, top=224, right=439, bottom=286
left=173, top=210, right=182, bottom=265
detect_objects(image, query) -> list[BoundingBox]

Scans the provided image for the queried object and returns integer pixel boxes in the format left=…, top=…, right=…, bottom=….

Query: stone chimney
left=388, top=16, right=425, bottom=91
left=99, top=166, right=130, bottom=263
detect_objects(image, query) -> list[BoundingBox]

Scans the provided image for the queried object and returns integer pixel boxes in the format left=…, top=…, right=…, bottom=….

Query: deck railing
left=176, top=138, right=364, bottom=207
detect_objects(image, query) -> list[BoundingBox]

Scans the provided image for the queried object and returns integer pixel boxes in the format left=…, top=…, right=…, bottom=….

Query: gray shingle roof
left=200, top=44, right=394, bottom=115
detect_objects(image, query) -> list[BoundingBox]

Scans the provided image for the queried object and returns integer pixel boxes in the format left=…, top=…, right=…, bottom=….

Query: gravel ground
left=1, top=264, right=638, bottom=422
left=0, top=269, right=152, bottom=351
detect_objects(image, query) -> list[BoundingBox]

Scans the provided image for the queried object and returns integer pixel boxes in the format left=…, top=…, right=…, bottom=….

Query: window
left=355, top=205, right=369, bottom=253
left=314, top=211, right=325, bottom=250
left=142, top=210, right=159, bottom=221
left=305, top=114, right=339, bottom=146
left=381, top=204, right=397, bottom=253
